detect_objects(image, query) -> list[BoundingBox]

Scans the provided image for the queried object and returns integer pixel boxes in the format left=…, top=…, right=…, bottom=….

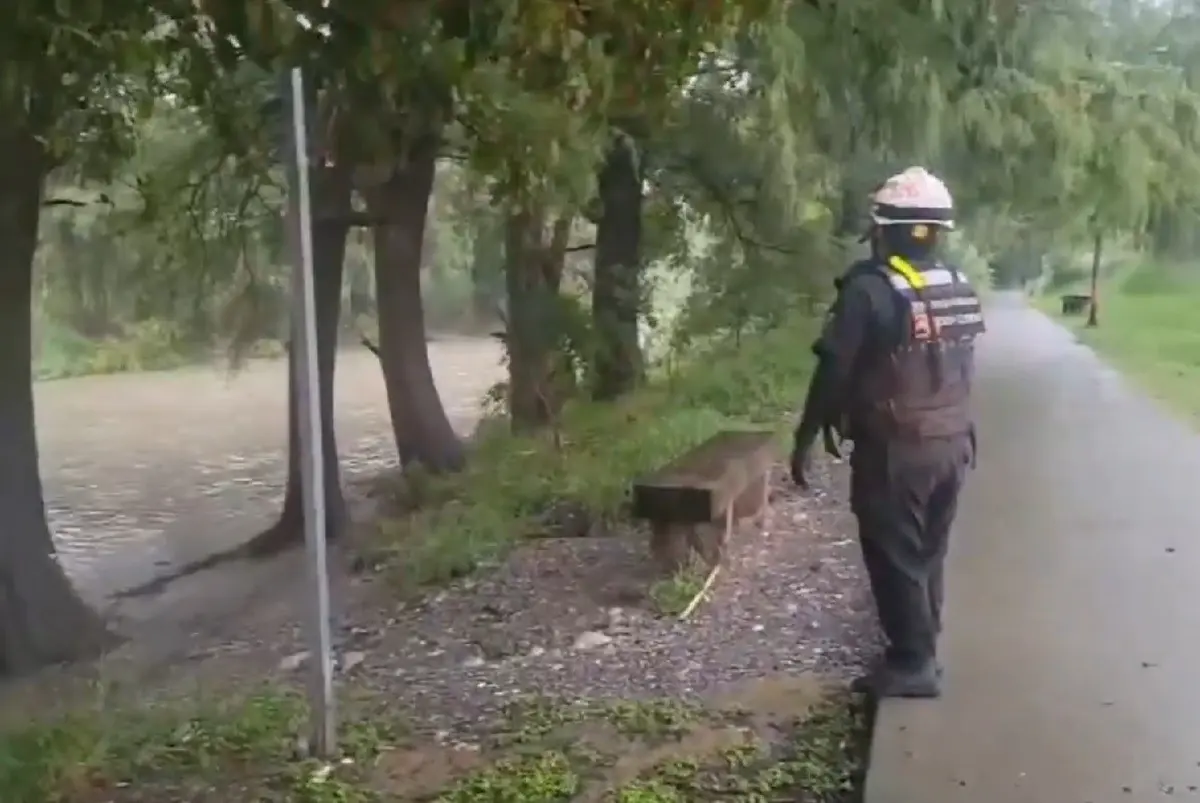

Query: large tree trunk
left=591, top=135, right=645, bottom=401
left=364, top=136, right=465, bottom=472
left=246, top=163, right=353, bottom=558
left=0, top=125, right=115, bottom=676
left=505, top=208, right=572, bottom=432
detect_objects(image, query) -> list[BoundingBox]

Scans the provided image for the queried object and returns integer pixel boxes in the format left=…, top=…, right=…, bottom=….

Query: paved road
left=866, top=294, right=1200, bottom=802
left=36, top=338, right=503, bottom=604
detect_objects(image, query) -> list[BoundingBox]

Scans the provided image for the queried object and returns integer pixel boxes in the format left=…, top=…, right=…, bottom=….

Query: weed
left=434, top=750, right=579, bottom=802
left=648, top=561, right=708, bottom=617
left=601, top=699, right=700, bottom=739
left=499, top=697, right=701, bottom=746
left=606, top=694, right=869, bottom=803
left=613, top=779, right=687, bottom=803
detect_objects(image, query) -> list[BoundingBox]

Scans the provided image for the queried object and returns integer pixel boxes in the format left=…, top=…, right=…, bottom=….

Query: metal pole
left=282, top=66, right=336, bottom=756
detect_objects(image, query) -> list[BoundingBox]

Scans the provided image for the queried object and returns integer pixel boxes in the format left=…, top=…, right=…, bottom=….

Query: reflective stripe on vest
left=883, top=256, right=986, bottom=341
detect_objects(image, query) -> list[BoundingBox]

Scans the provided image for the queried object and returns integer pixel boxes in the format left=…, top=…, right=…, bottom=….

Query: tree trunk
left=1086, top=230, right=1103, bottom=328
left=591, top=135, right=645, bottom=401
left=245, top=164, right=354, bottom=558
left=364, top=136, right=465, bottom=472
left=0, top=124, right=115, bottom=676
left=505, top=207, right=569, bottom=432
left=544, top=216, right=577, bottom=400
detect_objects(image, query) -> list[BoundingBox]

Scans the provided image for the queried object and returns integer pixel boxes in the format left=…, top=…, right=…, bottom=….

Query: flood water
left=35, top=338, right=503, bottom=603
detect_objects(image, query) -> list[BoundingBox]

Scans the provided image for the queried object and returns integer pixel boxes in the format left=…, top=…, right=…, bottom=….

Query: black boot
left=851, top=659, right=941, bottom=699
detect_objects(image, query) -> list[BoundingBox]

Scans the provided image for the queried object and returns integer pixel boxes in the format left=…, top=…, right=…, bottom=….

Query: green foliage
left=369, top=315, right=818, bottom=588
left=446, top=691, right=867, bottom=803
left=34, top=319, right=196, bottom=379
left=435, top=751, right=580, bottom=803
left=30, top=0, right=1200, bottom=385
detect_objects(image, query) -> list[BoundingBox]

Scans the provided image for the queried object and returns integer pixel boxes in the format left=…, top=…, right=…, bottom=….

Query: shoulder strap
left=886, top=255, right=927, bottom=289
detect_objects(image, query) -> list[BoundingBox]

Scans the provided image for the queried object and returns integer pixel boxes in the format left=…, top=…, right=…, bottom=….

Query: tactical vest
left=852, top=256, right=986, bottom=442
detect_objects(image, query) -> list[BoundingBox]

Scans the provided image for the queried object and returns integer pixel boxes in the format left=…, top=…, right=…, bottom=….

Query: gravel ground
left=325, top=456, right=881, bottom=736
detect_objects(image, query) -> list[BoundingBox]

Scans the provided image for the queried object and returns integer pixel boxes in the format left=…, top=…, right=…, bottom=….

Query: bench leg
left=686, top=515, right=725, bottom=569
left=651, top=522, right=693, bottom=573
left=651, top=471, right=771, bottom=573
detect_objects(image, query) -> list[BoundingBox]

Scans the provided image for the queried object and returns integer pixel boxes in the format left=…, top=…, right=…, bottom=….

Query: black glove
left=790, top=432, right=814, bottom=489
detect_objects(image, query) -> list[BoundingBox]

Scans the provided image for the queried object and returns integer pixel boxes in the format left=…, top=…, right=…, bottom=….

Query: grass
left=425, top=689, right=869, bottom=803
left=0, top=681, right=869, bottom=802
left=367, top=318, right=818, bottom=591
left=648, top=560, right=710, bottom=617
left=1044, top=288, right=1200, bottom=423
left=0, top=686, right=407, bottom=803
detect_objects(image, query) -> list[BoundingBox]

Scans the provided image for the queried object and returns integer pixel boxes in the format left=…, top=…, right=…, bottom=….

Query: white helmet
left=870, top=167, right=955, bottom=229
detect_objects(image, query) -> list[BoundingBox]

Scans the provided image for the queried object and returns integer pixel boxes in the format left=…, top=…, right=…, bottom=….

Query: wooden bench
left=1060, top=293, right=1092, bottom=316
left=631, top=429, right=777, bottom=572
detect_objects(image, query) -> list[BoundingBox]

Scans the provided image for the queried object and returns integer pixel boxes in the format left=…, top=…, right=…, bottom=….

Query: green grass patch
left=648, top=560, right=709, bottom=617
left=0, top=686, right=406, bottom=803
left=368, top=319, right=818, bottom=589
left=1047, top=290, right=1200, bottom=422
left=2, top=683, right=867, bottom=802
left=431, top=689, right=869, bottom=803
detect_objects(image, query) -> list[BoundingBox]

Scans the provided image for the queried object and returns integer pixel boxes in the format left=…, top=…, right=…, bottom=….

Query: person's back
left=849, top=254, right=984, bottom=444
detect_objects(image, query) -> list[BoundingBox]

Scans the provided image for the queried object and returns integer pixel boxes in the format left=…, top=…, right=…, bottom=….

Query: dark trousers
left=850, top=434, right=972, bottom=668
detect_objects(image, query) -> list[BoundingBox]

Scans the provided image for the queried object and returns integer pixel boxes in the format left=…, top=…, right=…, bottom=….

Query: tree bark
left=364, top=136, right=465, bottom=472
left=0, top=124, right=115, bottom=676
left=246, top=163, right=354, bottom=558
left=591, top=135, right=645, bottom=401
left=505, top=208, right=571, bottom=432
left=1086, top=230, right=1103, bottom=328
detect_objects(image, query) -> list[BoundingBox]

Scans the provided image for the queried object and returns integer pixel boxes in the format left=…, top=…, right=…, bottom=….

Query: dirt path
left=35, top=337, right=503, bottom=604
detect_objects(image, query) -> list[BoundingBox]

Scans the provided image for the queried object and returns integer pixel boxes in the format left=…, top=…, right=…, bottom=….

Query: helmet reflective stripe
left=871, top=167, right=955, bottom=229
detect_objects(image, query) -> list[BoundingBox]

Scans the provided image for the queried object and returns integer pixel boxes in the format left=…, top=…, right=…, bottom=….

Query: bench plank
left=632, top=429, right=777, bottom=524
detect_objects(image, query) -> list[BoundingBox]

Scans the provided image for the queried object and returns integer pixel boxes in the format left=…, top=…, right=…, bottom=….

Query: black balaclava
left=872, top=224, right=940, bottom=263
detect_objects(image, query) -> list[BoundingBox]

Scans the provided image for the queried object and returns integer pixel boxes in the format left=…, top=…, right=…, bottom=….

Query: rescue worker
left=790, top=167, right=985, bottom=698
